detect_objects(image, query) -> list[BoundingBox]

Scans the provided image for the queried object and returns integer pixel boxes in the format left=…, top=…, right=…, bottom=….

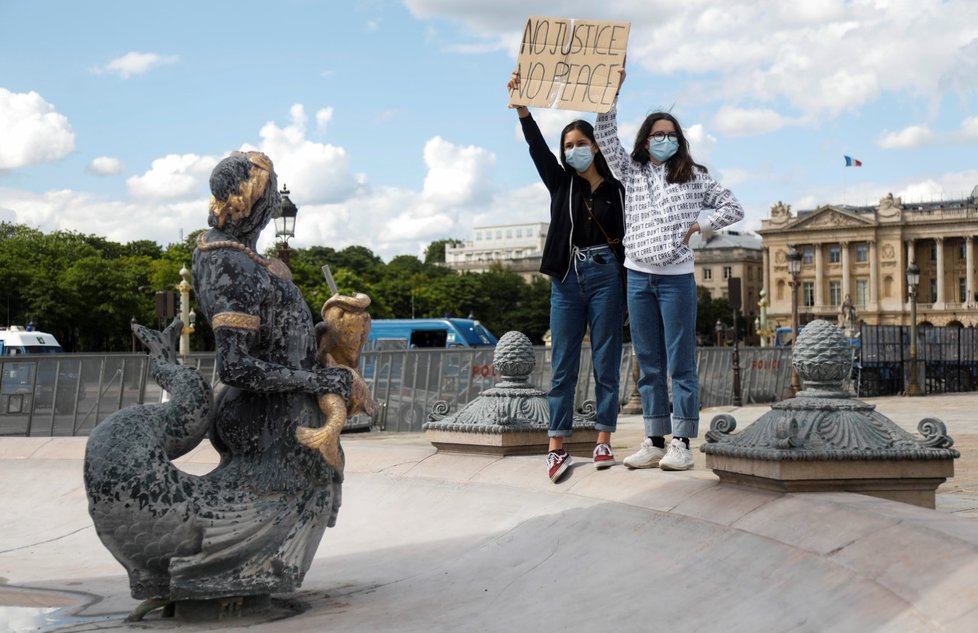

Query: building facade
left=444, top=222, right=549, bottom=282
left=689, top=230, right=764, bottom=321
left=758, top=191, right=978, bottom=329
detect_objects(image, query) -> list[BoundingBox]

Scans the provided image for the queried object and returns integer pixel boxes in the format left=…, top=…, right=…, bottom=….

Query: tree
left=423, top=238, right=463, bottom=264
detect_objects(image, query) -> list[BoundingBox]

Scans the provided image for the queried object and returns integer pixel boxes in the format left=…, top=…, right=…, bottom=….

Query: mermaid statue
left=84, top=151, right=371, bottom=620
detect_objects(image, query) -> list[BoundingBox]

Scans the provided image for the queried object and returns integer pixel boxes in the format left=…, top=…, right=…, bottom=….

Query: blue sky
left=2, top=0, right=977, bottom=260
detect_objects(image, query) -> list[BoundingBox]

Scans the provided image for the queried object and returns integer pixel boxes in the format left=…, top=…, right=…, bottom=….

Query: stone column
left=936, top=237, right=945, bottom=306
left=762, top=247, right=770, bottom=304
left=869, top=240, right=878, bottom=308
left=905, top=239, right=915, bottom=310
left=967, top=236, right=975, bottom=308
left=814, top=244, right=824, bottom=308
left=841, top=241, right=851, bottom=300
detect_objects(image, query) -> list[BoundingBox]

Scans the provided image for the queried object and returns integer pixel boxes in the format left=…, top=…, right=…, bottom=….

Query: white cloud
left=86, top=156, right=124, bottom=176
left=95, top=52, right=178, bottom=78
left=315, top=107, right=334, bottom=133
left=405, top=1, right=978, bottom=119
left=246, top=104, right=361, bottom=204
left=958, top=117, right=978, bottom=141
left=685, top=123, right=717, bottom=163
left=0, top=89, right=75, bottom=169
left=0, top=186, right=205, bottom=246
left=422, top=136, right=494, bottom=206
left=712, top=106, right=795, bottom=137
left=877, top=125, right=935, bottom=150
left=127, top=154, right=218, bottom=200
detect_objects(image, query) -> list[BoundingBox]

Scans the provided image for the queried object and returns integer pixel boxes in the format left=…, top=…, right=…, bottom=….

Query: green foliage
left=423, top=238, right=464, bottom=264
left=0, top=223, right=555, bottom=350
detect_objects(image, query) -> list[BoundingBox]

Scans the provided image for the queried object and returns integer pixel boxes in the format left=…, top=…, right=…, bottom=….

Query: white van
left=0, top=326, right=65, bottom=355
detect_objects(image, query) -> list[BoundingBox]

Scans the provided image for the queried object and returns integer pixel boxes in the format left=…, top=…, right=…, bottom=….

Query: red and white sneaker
left=593, top=443, right=615, bottom=470
left=547, top=450, right=572, bottom=483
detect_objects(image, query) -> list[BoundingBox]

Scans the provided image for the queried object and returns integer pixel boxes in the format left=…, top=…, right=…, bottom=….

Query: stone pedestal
left=424, top=331, right=597, bottom=456
left=706, top=454, right=953, bottom=509
left=702, top=320, right=959, bottom=509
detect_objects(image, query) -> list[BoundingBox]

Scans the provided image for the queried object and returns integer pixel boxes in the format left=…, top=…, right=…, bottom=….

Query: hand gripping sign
left=508, top=16, right=630, bottom=114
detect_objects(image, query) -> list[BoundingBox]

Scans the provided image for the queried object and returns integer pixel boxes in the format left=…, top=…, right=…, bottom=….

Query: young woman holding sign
left=508, top=71, right=627, bottom=483
left=594, top=64, right=743, bottom=471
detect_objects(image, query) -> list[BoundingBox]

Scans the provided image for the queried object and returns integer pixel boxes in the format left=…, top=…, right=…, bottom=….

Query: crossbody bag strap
left=582, top=191, right=620, bottom=247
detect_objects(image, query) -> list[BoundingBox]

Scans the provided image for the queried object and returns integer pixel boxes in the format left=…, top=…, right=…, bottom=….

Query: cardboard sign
left=508, top=16, right=630, bottom=113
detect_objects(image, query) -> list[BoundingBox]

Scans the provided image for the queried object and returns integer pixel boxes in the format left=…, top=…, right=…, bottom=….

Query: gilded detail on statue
left=211, top=312, right=260, bottom=331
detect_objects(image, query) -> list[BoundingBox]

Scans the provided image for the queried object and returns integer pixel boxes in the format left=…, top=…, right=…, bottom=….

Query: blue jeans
left=626, top=270, right=700, bottom=438
left=548, top=245, right=625, bottom=438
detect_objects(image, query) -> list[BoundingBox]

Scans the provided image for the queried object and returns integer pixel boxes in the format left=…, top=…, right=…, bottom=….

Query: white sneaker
left=622, top=438, right=666, bottom=469
left=659, top=438, right=694, bottom=471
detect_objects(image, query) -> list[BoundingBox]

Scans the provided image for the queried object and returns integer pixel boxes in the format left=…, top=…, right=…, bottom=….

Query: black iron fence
left=857, top=324, right=978, bottom=396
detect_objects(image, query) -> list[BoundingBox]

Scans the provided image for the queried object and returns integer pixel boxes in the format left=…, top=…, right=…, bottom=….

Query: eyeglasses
left=649, top=132, right=678, bottom=142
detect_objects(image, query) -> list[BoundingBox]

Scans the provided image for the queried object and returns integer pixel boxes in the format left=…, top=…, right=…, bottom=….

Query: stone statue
left=770, top=201, right=791, bottom=218
left=839, top=294, right=857, bottom=335
left=879, top=192, right=902, bottom=215
left=85, top=151, right=365, bottom=620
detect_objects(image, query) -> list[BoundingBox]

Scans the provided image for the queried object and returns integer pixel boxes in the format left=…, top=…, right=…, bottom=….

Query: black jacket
left=519, top=114, right=626, bottom=281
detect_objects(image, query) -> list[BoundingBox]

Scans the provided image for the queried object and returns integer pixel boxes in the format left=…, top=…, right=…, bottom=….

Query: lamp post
left=715, top=319, right=724, bottom=347
left=177, top=265, right=195, bottom=356
left=906, top=262, right=924, bottom=396
left=785, top=245, right=802, bottom=398
left=274, top=184, right=298, bottom=268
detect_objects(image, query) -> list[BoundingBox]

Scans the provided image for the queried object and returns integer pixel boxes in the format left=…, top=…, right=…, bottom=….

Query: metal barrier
left=1, top=345, right=867, bottom=437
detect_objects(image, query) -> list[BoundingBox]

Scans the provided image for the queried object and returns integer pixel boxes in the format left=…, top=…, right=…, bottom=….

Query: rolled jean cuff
left=594, top=421, right=617, bottom=433
left=548, top=429, right=574, bottom=438
left=644, top=415, right=672, bottom=437
left=672, top=416, right=699, bottom=439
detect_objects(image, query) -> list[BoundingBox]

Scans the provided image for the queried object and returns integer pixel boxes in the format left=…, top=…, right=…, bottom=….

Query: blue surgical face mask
left=650, top=138, right=679, bottom=162
left=564, top=146, right=595, bottom=172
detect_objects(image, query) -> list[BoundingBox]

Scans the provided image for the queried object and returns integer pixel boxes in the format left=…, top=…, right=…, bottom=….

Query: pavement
left=1, top=392, right=977, bottom=632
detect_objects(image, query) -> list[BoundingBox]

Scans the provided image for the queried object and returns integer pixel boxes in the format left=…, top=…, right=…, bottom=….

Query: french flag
left=844, top=155, right=863, bottom=167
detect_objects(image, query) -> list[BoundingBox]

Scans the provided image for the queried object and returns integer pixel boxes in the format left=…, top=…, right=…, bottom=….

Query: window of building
left=723, top=266, right=732, bottom=280
left=960, top=277, right=967, bottom=303
left=829, top=281, right=841, bottom=306
left=855, top=243, right=868, bottom=262
left=829, top=244, right=841, bottom=264
left=959, top=241, right=966, bottom=260
left=802, top=246, right=814, bottom=265
left=485, top=232, right=491, bottom=241
left=803, top=282, right=815, bottom=307
left=883, top=275, right=893, bottom=298
left=516, top=228, right=523, bottom=238
left=496, top=230, right=502, bottom=239
left=930, top=279, right=937, bottom=303
left=703, top=268, right=713, bottom=280
left=856, top=279, right=868, bottom=306
left=930, top=242, right=937, bottom=261
left=506, top=229, right=513, bottom=239
left=747, top=267, right=753, bottom=281
left=776, top=279, right=785, bottom=301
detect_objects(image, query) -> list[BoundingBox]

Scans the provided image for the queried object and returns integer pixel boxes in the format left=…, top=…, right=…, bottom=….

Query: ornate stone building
left=689, top=229, right=763, bottom=319
left=444, top=222, right=549, bottom=282
left=758, top=191, right=978, bottom=328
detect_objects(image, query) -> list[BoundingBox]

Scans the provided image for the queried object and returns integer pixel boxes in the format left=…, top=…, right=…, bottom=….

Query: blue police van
left=367, top=318, right=497, bottom=351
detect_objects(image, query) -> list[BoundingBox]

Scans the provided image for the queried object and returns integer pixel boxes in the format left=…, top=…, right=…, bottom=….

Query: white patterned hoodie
left=595, top=101, right=744, bottom=274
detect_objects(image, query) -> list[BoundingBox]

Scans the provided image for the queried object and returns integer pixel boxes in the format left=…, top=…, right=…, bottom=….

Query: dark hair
left=631, top=112, right=706, bottom=184
left=559, top=120, right=615, bottom=181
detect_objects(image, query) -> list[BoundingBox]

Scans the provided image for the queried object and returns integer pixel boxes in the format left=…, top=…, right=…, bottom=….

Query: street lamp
left=785, top=245, right=803, bottom=398
left=715, top=319, right=724, bottom=347
left=906, top=262, right=924, bottom=396
left=274, top=184, right=298, bottom=267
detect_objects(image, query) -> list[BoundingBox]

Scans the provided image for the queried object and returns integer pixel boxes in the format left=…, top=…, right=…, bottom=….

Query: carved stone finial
left=702, top=319, right=959, bottom=508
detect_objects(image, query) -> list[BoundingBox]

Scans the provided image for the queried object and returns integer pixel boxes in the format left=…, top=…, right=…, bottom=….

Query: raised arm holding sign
left=508, top=16, right=630, bottom=113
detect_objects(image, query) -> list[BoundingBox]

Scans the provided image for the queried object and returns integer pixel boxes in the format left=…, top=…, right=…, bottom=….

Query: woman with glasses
left=594, top=65, right=743, bottom=471
left=508, top=71, right=626, bottom=483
